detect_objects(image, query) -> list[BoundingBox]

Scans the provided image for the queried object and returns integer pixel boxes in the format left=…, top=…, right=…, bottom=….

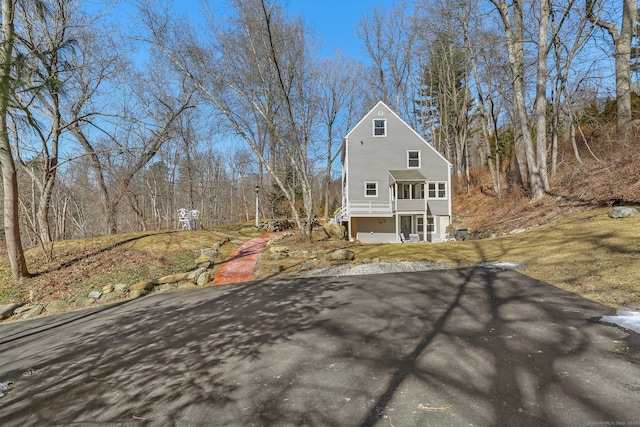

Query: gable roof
left=344, top=100, right=452, bottom=168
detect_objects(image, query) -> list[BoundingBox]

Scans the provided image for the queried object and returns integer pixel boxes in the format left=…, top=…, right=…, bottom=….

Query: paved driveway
left=1, top=268, right=639, bottom=426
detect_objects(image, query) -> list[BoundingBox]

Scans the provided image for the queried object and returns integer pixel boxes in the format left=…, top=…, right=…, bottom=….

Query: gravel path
left=297, top=260, right=450, bottom=277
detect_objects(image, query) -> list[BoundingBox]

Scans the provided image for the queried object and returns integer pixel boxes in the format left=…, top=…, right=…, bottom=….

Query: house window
left=398, top=183, right=424, bottom=199
left=408, top=150, right=420, bottom=168
left=418, top=217, right=435, bottom=233
left=373, top=119, right=386, bottom=136
left=365, top=182, right=378, bottom=197
left=428, top=182, right=447, bottom=199
left=400, top=184, right=411, bottom=199
left=413, top=183, right=424, bottom=199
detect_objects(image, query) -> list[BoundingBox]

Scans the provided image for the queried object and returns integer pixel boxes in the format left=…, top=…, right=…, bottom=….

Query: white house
left=335, top=101, right=452, bottom=243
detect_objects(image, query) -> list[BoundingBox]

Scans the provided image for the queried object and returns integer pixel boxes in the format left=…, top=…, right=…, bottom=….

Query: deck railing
left=335, top=198, right=436, bottom=222
left=345, top=201, right=393, bottom=216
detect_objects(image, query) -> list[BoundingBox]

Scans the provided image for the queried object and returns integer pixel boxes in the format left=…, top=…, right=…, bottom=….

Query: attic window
left=373, top=119, right=386, bottom=136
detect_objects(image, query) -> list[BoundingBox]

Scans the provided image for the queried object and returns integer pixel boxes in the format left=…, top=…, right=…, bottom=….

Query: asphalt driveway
left=1, top=268, right=639, bottom=426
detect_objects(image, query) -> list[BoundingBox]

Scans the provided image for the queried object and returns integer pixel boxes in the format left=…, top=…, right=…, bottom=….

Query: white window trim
left=407, top=150, right=421, bottom=168
left=427, top=182, right=447, bottom=199
left=418, top=216, right=435, bottom=234
left=364, top=181, right=378, bottom=197
left=373, top=119, right=386, bottom=137
left=426, top=217, right=435, bottom=233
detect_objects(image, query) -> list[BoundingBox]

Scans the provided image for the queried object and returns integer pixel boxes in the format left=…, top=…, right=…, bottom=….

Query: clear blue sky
left=162, top=1, right=376, bottom=60
left=284, top=1, right=375, bottom=59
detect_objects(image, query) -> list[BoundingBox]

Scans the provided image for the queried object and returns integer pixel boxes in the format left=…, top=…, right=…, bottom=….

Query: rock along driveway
left=1, top=268, right=639, bottom=426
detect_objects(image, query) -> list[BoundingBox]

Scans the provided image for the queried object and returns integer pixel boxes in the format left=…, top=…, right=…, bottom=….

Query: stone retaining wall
left=0, top=237, right=230, bottom=323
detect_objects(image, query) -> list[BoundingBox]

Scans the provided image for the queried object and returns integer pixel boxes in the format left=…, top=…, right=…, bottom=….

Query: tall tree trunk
left=470, top=62, right=500, bottom=194
left=492, top=0, right=544, bottom=199
left=0, top=0, right=30, bottom=280
left=587, top=0, right=637, bottom=137
left=534, top=0, right=550, bottom=191
left=570, top=121, right=583, bottom=165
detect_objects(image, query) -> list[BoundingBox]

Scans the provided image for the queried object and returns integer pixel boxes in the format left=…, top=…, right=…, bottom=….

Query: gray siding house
left=336, top=101, right=452, bottom=243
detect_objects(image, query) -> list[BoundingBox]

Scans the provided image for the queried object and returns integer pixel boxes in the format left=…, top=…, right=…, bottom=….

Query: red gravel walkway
left=213, top=233, right=276, bottom=285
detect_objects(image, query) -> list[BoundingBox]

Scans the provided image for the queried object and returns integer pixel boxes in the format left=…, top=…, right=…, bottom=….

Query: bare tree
left=586, top=0, right=637, bottom=137
left=465, top=6, right=506, bottom=195
left=549, top=0, right=594, bottom=173
left=415, top=1, right=474, bottom=191
left=71, top=66, right=193, bottom=234
left=10, top=0, right=84, bottom=244
left=534, top=0, right=551, bottom=192
left=356, top=1, right=418, bottom=124
left=143, top=0, right=319, bottom=239
left=0, top=0, right=31, bottom=280
left=490, top=0, right=545, bottom=199
left=315, top=53, right=363, bottom=217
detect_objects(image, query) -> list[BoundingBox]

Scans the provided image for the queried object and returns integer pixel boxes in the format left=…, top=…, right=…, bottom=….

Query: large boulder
left=323, top=223, right=347, bottom=240
left=20, top=305, right=44, bottom=320
left=0, top=303, right=22, bottom=320
left=156, top=273, right=188, bottom=284
left=608, top=206, right=639, bottom=219
left=45, top=300, right=68, bottom=314
left=329, top=249, right=355, bottom=262
left=129, top=280, right=155, bottom=291
left=195, top=256, right=212, bottom=269
left=196, top=271, right=211, bottom=286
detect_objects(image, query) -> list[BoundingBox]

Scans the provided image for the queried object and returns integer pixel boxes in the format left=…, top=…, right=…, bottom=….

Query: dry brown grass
left=263, top=138, right=640, bottom=308
left=1, top=206, right=639, bottom=311
left=2, top=136, right=640, bottom=312
left=351, top=208, right=640, bottom=308
left=0, top=229, right=250, bottom=306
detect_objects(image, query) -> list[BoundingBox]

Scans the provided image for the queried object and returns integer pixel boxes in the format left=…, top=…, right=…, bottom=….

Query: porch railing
left=345, top=201, right=393, bottom=216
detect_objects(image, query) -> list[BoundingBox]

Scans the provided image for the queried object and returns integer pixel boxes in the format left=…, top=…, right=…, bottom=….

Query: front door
left=400, top=215, right=412, bottom=240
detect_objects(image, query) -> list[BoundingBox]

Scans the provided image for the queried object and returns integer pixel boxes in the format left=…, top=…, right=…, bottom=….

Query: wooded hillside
left=1, top=0, right=639, bottom=281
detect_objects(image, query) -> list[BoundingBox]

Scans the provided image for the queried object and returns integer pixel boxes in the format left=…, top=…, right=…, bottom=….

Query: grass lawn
left=1, top=208, right=639, bottom=311
left=351, top=208, right=640, bottom=308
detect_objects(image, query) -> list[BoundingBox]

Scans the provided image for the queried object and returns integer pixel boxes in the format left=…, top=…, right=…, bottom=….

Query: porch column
left=423, top=211, right=427, bottom=242
left=424, top=185, right=428, bottom=241
left=394, top=182, right=398, bottom=212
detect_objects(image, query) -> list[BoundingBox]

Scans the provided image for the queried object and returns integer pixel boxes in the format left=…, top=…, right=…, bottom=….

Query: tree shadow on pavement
left=0, top=268, right=639, bottom=426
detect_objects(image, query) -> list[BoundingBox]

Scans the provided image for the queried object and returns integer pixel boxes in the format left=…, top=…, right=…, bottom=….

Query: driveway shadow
left=0, top=268, right=638, bottom=426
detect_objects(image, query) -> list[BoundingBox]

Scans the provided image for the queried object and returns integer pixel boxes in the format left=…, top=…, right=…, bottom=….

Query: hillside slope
left=453, top=141, right=640, bottom=234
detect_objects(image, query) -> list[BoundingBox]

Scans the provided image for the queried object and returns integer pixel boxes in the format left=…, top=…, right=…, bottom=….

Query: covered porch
left=389, top=170, right=429, bottom=242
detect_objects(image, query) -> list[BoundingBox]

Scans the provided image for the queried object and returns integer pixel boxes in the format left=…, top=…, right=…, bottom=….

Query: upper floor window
left=408, top=150, right=420, bottom=168
left=373, top=119, right=386, bottom=136
left=398, top=183, right=424, bottom=199
left=427, top=182, right=447, bottom=199
left=365, top=181, right=378, bottom=197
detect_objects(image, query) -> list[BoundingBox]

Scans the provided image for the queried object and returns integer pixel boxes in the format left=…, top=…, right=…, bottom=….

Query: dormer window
left=373, top=119, right=386, bottom=136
